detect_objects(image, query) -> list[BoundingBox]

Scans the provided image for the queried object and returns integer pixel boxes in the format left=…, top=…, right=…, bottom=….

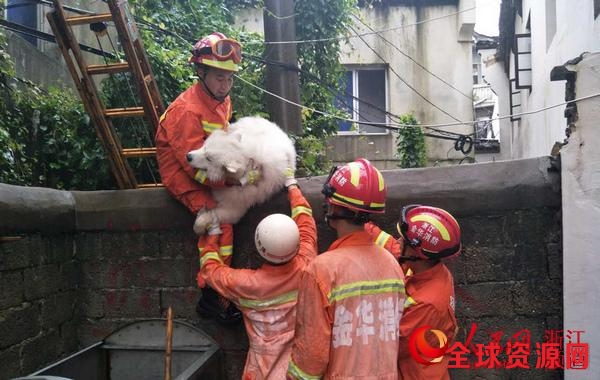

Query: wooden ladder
left=47, top=0, right=164, bottom=189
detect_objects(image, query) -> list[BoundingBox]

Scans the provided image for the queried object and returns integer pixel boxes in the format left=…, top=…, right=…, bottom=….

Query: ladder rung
left=105, top=107, right=145, bottom=118
left=137, top=183, right=164, bottom=189
left=122, top=147, right=156, bottom=158
left=66, top=14, right=113, bottom=26
left=87, top=62, right=130, bottom=75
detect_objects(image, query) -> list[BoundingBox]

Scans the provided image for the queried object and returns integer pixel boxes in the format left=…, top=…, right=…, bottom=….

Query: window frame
left=337, top=65, right=389, bottom=136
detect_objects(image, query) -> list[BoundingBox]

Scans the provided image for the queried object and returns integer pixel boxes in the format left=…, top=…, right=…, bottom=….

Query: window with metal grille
left=514, top=33, right=532, bottom=90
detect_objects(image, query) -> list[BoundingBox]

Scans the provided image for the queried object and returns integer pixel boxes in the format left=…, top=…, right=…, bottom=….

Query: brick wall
left=0, top=157, right=562, bottom=379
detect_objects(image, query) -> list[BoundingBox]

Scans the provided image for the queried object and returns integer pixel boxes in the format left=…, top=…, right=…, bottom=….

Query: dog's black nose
left=186, top=153, right=192, bottom=162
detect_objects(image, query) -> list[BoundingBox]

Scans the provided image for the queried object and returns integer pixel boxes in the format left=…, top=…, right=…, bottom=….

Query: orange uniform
left=156, top=82, right=234, bottom=280
left=288, top=231, right=405, bottom=380
left=199, top=187, right=318, bottom=380
left=155, top=82, right=232, bottom=214
left=399, top=262, right=457, bottom=380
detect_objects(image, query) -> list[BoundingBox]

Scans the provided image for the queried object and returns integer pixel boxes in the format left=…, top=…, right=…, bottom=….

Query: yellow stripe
left=239, top=290, right=297, bottom=310
left=194, top=169, right=208, bottom=184
left=370, top=201, right=385, bottom=209
left=404, top=296, right=417, bottom=308
left=220, top=245, right=233, bottom=257
left=287, top=360, right=322, bottom=380
left=410, top=214, right=450, bottom=241
left=159, top=112, right=167, bottom=123
left=376, top=169, right=385, bottom=191
left=202, top=59, right=239, bottom=71
left=291, top=206, right=312, bottom=219
left=200, top=251, right=222, bottom=268
left=202, top=121, right=224, bottom=134
left=328, top=279, right=405, bottom=303
left=332, top=192, right=364, bottom=206
left=347, top=162, right=361, bottom=187
left=375, top=231, right=392, bottom=248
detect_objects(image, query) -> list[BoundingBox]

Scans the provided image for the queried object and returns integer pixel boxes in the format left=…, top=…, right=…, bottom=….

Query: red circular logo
left=408, top=326, right=449, bottom=365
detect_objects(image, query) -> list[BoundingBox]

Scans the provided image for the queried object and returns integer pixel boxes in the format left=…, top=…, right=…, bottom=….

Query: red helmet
left=189, top=32, right=242, bottom=72
left=396, top=205, right=461, bottom=260
left=322, top=158, right=386, bottom=214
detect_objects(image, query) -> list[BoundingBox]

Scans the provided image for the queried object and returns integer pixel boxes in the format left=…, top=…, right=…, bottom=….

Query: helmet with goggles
left=189, top=32, right=242, bottom=72
left=397, top=205, right=461, bottom=260
left=322, top=158, right=386, bottom=214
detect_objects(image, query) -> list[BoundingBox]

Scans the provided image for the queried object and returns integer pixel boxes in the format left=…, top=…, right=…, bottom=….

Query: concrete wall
left=496, top=0, right=600, bottom=160
left=562, top=52, right=600, bottom=380
left=234, top=2, right=475, bottom=169
left=0, top=157, right=563, bottom=379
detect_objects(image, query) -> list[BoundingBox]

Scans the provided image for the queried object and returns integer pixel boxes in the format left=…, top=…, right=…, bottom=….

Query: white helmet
left=255, top=214, right=300, bottom=264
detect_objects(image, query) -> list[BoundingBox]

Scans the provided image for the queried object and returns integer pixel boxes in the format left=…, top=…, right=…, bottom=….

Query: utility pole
left=263, top=0, right=302, bottom=135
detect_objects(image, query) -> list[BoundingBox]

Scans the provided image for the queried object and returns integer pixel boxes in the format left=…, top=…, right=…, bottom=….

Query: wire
left=247, top=6, right=476, bottom=46
left=235, top=73, right=600, bottom=130
left=348, top=24, right=465, bottom=124
left=351, top=14, right=473, bottom=101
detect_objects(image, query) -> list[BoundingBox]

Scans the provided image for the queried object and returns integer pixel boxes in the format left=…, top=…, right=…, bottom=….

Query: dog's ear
left=224, top=160, right=245, bottom=176
left=230, top=131, right=243, bottom=143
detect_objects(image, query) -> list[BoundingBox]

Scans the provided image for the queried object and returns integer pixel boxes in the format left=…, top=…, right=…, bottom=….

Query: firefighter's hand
left=284, top=167, right=298, bottom=189
left=194, top=209, right=222, bottom=235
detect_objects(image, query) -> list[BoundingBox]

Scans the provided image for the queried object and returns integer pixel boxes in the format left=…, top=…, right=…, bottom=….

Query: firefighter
left=395, top=204, right=461, bottom=379
left=198, top=177, right=318, bottom=379
left=155, top=32, right=246, bottom=324
left=287, top=158, right=405, bottom=380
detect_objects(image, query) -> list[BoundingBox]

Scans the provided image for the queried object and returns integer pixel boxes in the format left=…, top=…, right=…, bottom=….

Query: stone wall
left=0, top=157, right=562, bottom=379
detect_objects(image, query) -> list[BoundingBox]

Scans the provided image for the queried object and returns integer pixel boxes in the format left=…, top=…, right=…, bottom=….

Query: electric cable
left=351, top=13, right=473, bottom=101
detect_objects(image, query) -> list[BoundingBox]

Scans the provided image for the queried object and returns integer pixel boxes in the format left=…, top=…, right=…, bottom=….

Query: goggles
left=195, top=39, right=242, bottom=64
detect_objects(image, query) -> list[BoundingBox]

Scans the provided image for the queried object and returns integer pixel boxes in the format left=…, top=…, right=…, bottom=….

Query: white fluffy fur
left=187, top=116, right=296, bottom=234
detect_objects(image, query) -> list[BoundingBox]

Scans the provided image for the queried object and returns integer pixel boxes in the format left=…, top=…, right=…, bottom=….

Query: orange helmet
left=397, top=205, right=461, bottom=260
left=189, top=32, right=242, bottom=72
left=322, top=158, right=386, bottom=214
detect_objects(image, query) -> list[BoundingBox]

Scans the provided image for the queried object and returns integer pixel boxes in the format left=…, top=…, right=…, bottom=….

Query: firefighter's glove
left=284, top=167, right=298, bottom=189
left=206, top=210, right=223, bottom=236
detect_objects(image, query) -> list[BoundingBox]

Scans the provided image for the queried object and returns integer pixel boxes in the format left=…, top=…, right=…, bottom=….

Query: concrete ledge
left=1, top=157, right=560, bottom=233
left=0, top=183, right=76, bottom=234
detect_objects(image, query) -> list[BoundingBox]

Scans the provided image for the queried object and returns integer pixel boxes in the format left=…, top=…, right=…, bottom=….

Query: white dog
left=186, top=116, right=296, bottom=234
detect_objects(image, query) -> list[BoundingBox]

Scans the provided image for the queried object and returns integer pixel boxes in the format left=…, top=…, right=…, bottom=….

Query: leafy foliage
left=0, top=31, right=113, bottom=189
left=395, top=113, right=427, bottom=168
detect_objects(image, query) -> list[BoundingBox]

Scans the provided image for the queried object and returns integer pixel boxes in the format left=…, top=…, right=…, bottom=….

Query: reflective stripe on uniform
left=202, top=121, right=224, bottom=134
left=220, top=245, right=233, bottom=257
left=287, top=360, right=322, bottom=380
left=200, top=251, right=222, bottom=268
left=328, top=279, right=405, bottom=304
left=374, top=230, right=392, bottom=248
left=239, top=290, right=297, bottom=310
left=291, top=206, right=312, bottom=219
left=404, top=295, right=417, bottom=309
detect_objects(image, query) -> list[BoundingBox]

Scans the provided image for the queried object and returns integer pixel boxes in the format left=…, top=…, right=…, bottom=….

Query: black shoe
left=196, top=287, right=242, bottom=326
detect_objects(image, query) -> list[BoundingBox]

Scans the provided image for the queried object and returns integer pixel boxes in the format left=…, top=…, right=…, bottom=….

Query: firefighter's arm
left=288, top=186, right=318, bottom=262
left=364, top=221, right=402, bottom=258
left=288, top=270, right=330, bottom=379
left=198, top=233, right=255, bottom=301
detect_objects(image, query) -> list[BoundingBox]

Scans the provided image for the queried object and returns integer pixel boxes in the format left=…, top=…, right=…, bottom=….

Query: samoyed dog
left=186, top=116, right=296, bottom=234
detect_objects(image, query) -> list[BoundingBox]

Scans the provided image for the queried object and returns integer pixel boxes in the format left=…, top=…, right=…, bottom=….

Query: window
left=514, top=33, right=532, bottom=90
left=595, top=0, right=600, bottom=19
left=336, top=67, right=388, bottom=134
left=6, top=0, right=39, bottom=46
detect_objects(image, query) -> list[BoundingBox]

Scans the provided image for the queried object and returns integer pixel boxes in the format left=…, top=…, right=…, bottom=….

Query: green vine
left=395, top=113, right=427, bottom=168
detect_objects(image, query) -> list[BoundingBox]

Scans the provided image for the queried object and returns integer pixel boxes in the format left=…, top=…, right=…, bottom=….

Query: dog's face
left=187, top=129, right=249, bottom=182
